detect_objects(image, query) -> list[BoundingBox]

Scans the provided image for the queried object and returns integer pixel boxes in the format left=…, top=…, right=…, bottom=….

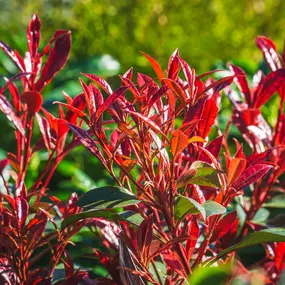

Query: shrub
left=0, top=14, right=285, bottom=285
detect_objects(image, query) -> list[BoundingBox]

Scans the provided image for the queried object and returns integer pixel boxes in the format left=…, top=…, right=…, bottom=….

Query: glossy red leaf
left=36, top=113, right=53, bottom=152
left=240, top=109, right=261, bottom=126
left=0, top=41, right=25, bottom=72
left=0, top=73, right=30, bottom=94
left=196, top=76, right=234, bottom=98
left=148, top=85, right=169, bottom=108
left=0, top=158, right=9, bottom=174
left=229, top=63, right=251, bottom=105
left=65, top=93, right=86, bottom=124
left=256, top=36, right=282, bottom=72
left=0, top=95, right=25, bottom=135
left=140, top=52, right=165, bottom=81
left=26, top=212, right=47, bottom=249
left=210, top=211, right=238, bottom=242
left=82, top=73, right=113, bottom=94
left=21, top=91, right=43, bottom=116
left=179, top=57, right=193, bottom=86
left=137, top=214, right=153, bottom=261
left=168, top=48, right=180, bottom=80
left=16, top=197, right=29, bottom=229
left=6, top=80, right=20, bottom=113
left=232, top=164, right=272, bottom=190
left=123, top=67, right=133, bottom=80
left=185, top=219, right=199, bottom=260
left=199, top=135, right=223, bottom=163
left=254, top=69, right=285, bottom=108
left=228, top=158, right=247, bottom=186
left=162, top=78, right=186, bottom=104
left=35, top=31, right=71, bottom=91
left=27, top=14, right=41, bottom=59
left=53, top=101, right=88, bottom=123
left=198, top=98, right=218, bottom=138
left=79, top=78, right=96, bottom=119
left=96, top=86, right=129, bottom=120
left=171, top=130, right=188, bottom=157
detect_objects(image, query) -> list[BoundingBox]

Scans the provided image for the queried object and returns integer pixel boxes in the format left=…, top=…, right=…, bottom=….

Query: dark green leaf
left=76, top=186, right=139, bottom=210
left=61, top=210, right=119, bottom=229
left=209, top=228, right=285, bottom=265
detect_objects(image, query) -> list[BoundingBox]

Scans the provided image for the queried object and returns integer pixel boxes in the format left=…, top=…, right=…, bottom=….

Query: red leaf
left=82, top=73, right=113, bottom=94
left=148, top=85, right=169, bottom=108
left=36, top=113, right=53, bottom=152
left=198, top=98, right=218, bottom=138
left=0, top=158, right=9, bottom=174
left=16, top=197, right=29, bottom=229
left=96, top=86, right=129, bottom=120
left=171, top=130, right=188, bottom=157
left=196, top=76, right=234, bottom=98
left=232, top=164, right=272, bottom=190
left=210, top=211, right=238, bottom=242
left=21, top=91, right=43, bottom=116
left=168, top=48, right=180, bottom=80
left=53, top=101, right=88, bottom=123
left=126, top=110, right=168, bottom=140
left=199, top=135, right=223, bottom=163
left=123, top=67, right=133, bottom=80
left=35, top=31, right=71, bottom=91
left=227, top=158, right=247, bottom=186
left=0, top=95, right=25, bottom=135
left=186, top=219, right=199, bottom=260
left=27, top=14, right=41, bottom=60
left=254, top=69, right=285, bottom=108
left=120, top=76, right=141, bottom=100
left=26, top=212, right=47, bottom=249
left=162, top=78, right=186, bottom=104
left=6, top=80, right=20, bottom=113
left=65, top=93, right=86, bottom=124
left=137, top=214, right=153, bottom=262
left=256, top=36, right=281, bottom=72
left=179, top=57, right=193, bottom=87
left=0, top=41, right=25, bottom=72
left=229, top=63, right=251, bottom=105
left=63, top=251, right=74, bottom=279
left=140, top=52, right=165, bottom=81
left=240, top=109, right=261, bottom=126
left=80, top=78, right=96, bottom=120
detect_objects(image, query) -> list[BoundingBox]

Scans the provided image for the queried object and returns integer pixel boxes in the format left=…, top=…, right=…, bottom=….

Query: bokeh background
left=0, top=0, right=285, bottom=280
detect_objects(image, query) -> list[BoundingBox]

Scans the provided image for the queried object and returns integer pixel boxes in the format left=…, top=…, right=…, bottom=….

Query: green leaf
left=61, top=209, right=120, bottom=229
left=119, top=210, right=144, bottom=227
left=252, top=208, right=270, bottom=223
left=189, top=161, right=221, bottom=187
left=175, top=195, right=206, bottom=220
left=208, top=228, right=285, bottom=265
left=76, top=186, right=139, bottom=210
left=203, top=201, right=226, bottom=218
left=188, top=264, right=231, bottom=285
left=263, top=195, right=285, bottom=208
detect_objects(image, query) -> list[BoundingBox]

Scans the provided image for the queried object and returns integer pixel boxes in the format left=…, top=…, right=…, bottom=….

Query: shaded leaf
left=76, top=186, right=139, bottom=210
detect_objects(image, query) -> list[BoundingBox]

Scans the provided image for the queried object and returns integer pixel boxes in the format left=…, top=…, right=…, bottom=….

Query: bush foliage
left=0, top=14, right=285, bottom=285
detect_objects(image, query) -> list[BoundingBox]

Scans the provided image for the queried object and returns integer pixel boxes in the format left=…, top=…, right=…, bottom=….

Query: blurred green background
left=1, top=0, right=285, bottom=281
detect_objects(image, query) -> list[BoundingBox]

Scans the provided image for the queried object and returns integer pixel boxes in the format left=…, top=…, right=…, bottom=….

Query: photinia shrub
left=0, top=14, right=285, bottom=285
